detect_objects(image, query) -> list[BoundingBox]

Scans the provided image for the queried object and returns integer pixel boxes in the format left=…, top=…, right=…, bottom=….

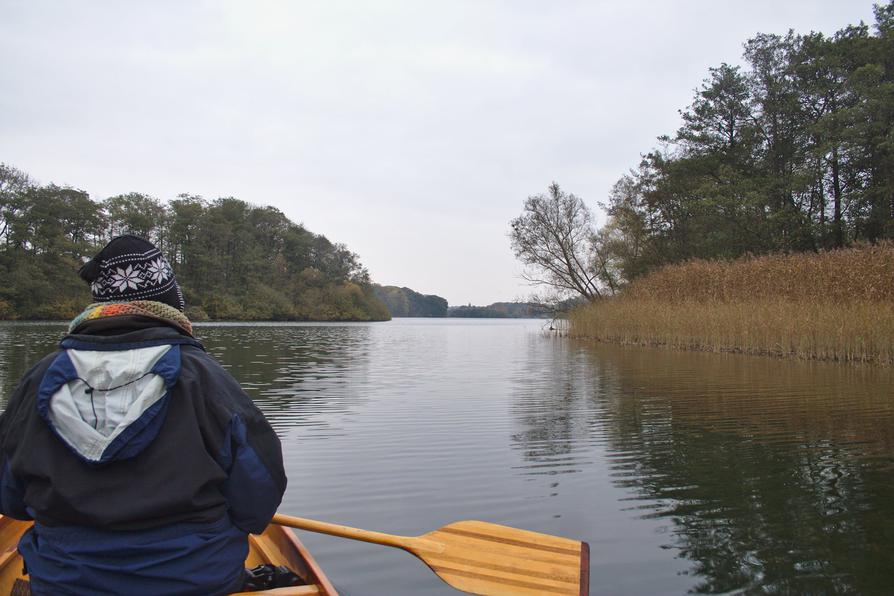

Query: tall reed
left=570, top=244, right=894, bottom=365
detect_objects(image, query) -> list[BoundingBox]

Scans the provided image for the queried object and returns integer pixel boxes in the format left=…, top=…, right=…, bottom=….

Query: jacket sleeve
left=218, top=409, right=287, bottom=534
left=196, top=353, right=287, bottom=535
left=0, top=361, right=45, bottom=521
left=0, top=458, right=28, bottom=520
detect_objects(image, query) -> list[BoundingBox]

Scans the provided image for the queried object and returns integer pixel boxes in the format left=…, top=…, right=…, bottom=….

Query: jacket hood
left=37, top=339, right=186, bottom=465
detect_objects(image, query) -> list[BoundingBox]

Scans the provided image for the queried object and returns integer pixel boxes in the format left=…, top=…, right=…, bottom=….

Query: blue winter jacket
left=0, top=321, right=287, bottom=595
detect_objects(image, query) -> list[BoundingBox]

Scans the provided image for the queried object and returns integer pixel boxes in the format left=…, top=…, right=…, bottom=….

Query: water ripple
left=2, top=320, right=894, bottom=594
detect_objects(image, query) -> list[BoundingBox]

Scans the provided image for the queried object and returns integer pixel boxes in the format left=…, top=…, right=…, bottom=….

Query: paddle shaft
left=271, top=513, right=440, bottom=552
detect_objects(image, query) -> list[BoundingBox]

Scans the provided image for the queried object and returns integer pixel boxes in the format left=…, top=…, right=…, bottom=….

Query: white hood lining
left=48, top=345, right=171, bottom=461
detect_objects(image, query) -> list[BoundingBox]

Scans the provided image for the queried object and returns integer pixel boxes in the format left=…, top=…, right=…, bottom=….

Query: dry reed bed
left=570, top=244, right=894, bottom=365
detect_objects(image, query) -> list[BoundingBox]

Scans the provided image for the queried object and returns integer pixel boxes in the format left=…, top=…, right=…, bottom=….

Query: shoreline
left=568, top=246, right=894, bottom=367
left=569, top=299, right=893, bottom=367
left=566, top=331, right=890, bottom=366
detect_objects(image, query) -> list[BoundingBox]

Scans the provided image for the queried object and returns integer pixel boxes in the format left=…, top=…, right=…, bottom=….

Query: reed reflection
left=583, top=343, right=894, bottom=594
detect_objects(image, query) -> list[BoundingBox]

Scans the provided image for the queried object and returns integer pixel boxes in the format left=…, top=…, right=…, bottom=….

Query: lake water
left=2, top=318, right=894, bottom=595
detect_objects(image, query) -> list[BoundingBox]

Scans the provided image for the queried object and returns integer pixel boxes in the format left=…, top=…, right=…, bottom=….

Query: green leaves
left=0, top=166, right=389, bottom=322
left=603, top=4, right=894, bottom=280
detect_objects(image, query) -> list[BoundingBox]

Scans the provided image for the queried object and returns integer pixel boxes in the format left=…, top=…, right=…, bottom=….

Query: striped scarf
left=69, top=301, right=193, bottom=337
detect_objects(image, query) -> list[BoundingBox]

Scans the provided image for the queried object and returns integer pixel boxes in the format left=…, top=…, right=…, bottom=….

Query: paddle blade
left=415, top=521, right=589, bottom=596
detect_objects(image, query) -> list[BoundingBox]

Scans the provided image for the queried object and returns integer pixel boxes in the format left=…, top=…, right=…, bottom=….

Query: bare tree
left=509, top=183, right=614, bottom=302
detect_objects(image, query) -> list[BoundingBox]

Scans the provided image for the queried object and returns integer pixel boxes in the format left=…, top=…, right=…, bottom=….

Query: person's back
left=0, top=236, right=287, bottom=595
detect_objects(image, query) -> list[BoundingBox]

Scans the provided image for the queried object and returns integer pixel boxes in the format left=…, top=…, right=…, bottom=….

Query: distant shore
left=569, top=244, right=894, bottom=366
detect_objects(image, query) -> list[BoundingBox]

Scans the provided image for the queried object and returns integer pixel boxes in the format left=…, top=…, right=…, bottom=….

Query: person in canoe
left=0, top=235, right=288, bottom=595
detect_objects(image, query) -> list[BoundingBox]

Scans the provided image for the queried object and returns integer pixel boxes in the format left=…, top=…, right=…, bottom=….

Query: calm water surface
left=1, top=319, right=893, bottom=595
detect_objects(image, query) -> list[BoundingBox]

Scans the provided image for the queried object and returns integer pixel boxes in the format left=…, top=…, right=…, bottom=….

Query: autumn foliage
left=570, top=244, right=894, bottom=365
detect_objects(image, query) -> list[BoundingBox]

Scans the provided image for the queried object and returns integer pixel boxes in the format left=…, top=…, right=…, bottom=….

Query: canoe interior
left=0, top=515, right=337, bottom=596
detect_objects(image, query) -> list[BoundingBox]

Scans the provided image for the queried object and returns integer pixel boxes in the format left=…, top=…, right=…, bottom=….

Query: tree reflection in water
left=510, top=339, right=894, bottom=594
left=0, top=323, right=66, bottom=409
left=198, top=323, right=373, bottom=434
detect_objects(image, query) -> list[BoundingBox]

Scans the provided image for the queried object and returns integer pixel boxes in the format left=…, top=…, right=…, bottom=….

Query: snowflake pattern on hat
left=90, top=248, right=178, bottom=302
left=145, top=258, right=171, bottom=284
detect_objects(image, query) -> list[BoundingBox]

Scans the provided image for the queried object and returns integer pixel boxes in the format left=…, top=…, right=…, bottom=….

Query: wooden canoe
left=0, top=515, right=338, bottom=596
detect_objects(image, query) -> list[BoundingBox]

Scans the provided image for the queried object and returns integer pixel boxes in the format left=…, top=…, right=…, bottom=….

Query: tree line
left=372, top=285, right=448, bottom=317
left=0, top=163, right=390, bottom=321
left=513, top=3, right=894, bottom=299
left=447, top=302, right=550, bottom=318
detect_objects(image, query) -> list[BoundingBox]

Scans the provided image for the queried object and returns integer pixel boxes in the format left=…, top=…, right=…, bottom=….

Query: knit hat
left=78, top=235, right=185, bottom=311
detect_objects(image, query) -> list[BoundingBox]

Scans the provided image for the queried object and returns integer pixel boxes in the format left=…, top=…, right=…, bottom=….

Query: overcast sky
left=1, top=1, right=880, bottom=305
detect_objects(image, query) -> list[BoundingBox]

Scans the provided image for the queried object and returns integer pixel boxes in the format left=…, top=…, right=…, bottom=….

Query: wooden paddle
left=272, top=513, right=589, bottom=596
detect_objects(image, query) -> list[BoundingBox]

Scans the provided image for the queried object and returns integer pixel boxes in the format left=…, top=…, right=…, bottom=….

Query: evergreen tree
left=601, top=3, right=894, bottom=281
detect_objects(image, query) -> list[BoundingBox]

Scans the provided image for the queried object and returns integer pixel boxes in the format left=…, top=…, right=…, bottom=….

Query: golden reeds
left=570, top=244, right=894, bottom=365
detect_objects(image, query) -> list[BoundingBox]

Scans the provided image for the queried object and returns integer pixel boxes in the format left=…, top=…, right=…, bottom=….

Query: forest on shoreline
left=513, top=4, right=892, bottom=301
left=566, top=4, right=894, bottom=364
left=596, top=4, right=893, bottom=282
left=371, top=285, right=551, bottom=318
left=0, top=164, right=390, bottom=322
left=506, top=4, right=893, bottom=363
